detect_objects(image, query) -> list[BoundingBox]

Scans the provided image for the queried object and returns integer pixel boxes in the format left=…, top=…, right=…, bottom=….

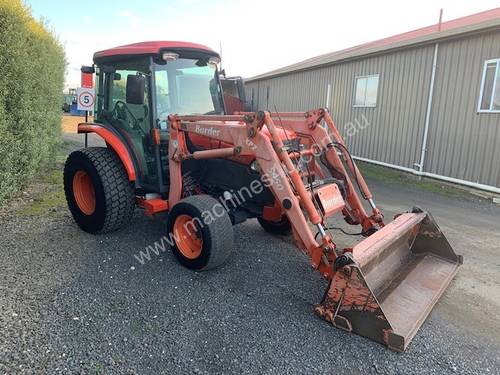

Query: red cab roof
left=93, top=41, right=218, bottom=63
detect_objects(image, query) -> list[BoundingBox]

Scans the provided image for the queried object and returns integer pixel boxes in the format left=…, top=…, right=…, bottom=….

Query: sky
left=26, top=0, right=500, bottom=90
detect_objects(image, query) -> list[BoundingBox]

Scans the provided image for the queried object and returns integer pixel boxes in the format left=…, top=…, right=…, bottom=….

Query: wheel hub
left=73, top=170, right=96, bottom=215
left=173, top=214, right=203, bottom=259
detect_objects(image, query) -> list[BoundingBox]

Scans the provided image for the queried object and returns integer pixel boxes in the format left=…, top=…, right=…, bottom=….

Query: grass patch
left=40, top=168, right=63, bottom=185
left=16, top=188, right=66, bottom=217
left=14, top=144, right=70, bottom=217
left=356, top=161, right=473, bottom=199
left=17, top=168, right=66, bottom=216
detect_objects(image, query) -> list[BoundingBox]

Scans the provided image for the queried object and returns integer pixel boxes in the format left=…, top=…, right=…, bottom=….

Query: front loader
left=64, top=41, right=462, bottom=352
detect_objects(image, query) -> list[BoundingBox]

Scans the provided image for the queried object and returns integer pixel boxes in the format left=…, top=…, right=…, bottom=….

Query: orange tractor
left=64, top=41, right=462, bottom=351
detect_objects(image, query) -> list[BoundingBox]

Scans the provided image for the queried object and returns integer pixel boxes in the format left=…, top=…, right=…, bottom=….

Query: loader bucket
left=315, top=209, right=462, bottom=351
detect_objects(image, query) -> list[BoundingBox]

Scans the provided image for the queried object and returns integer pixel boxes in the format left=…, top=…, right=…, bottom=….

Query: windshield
left=154, top=58, right=224, bottom=128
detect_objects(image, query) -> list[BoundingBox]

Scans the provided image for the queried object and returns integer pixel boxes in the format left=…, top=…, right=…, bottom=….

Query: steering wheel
left=112, top=100, right=146, bottom=137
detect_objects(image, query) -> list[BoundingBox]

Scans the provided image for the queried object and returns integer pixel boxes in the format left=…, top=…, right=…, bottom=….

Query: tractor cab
left=92, top=41, right=226, bottom=192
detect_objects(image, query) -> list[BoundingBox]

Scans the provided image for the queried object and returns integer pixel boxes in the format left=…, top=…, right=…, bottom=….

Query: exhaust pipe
left=315, top=208, right=462, bottom=351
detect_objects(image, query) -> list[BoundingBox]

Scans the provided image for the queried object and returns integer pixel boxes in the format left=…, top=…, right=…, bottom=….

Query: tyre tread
left=64, top=147, right=135, bottom=233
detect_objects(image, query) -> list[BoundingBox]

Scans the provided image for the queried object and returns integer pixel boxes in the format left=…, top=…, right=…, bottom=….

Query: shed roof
left=247, top=8, right=500, bottom=82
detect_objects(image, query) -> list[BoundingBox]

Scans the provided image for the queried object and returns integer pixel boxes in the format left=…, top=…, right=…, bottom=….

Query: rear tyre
left=64, top=147, right=135, bottom=234
left=257, top=215, right=292, bottom=235
left=167, top=195, right=234, bottom=271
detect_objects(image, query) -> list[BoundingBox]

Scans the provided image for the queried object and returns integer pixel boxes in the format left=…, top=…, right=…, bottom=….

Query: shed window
left=354, top=75, right=379, bottom=107
left=478, top=58, right=500, bottom=113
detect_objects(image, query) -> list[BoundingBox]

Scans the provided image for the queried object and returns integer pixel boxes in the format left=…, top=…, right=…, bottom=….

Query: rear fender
left=78, top=123, right=137, bottom=181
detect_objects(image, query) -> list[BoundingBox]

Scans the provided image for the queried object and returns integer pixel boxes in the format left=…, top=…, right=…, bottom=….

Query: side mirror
left=233, top=77, right=252, bottom=110
left=81, top=65, right=95, bottom=74
left=126, top=74, right=145, bottom=105
left=234, top=77, right=246, bottom=103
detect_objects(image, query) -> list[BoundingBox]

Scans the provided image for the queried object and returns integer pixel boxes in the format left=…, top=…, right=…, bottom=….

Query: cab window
left=154, top=57, right=223, bottom=125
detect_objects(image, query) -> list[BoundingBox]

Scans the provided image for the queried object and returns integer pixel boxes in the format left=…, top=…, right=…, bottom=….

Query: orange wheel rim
left=173, top=214, right=203, bottom=259
left=73, top=170, right=96, bottom=215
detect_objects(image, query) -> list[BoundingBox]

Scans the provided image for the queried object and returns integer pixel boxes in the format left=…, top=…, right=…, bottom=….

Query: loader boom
left=169, top=109, right=383, bottom=276
left=167, top=109, right=462, bottom=351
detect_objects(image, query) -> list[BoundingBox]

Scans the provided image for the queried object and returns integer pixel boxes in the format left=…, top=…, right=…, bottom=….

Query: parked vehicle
left=63, top=41, right=462, bottom=351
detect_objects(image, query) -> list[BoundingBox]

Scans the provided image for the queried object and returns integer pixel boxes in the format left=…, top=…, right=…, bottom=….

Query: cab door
left=96, top=58, right=164, bottom=192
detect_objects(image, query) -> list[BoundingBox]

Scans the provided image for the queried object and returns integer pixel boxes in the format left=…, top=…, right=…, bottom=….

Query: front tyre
left=167, top=195, right=234, bottom=271
left=64, top=147, right=135, bottom=234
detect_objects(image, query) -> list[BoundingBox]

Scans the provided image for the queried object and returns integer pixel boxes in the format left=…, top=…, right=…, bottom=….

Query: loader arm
left=168, top=111, right=336, bottom=276
left=167, top=109, right=462, bottom=351
left=169, top=110, right=382, bottom=263
left=260, top=108, right=385, bottom=232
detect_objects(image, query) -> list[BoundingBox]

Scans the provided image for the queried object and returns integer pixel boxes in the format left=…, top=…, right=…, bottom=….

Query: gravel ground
left=0, top=134, right=499, bottom=374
